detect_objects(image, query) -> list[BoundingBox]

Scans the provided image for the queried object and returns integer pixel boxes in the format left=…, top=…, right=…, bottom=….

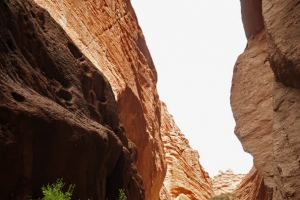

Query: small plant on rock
left=118, top=189, right=127, bottom=200
left=41, top=178, right=75, bottom=200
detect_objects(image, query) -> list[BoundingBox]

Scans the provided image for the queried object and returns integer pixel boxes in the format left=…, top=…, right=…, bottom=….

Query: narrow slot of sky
left=131, top=0, right=253, bottom=177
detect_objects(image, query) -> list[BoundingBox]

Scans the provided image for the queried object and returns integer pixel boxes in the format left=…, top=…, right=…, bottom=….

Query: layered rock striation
left=159, top=103, right=214, bottom=200
left=212, top=169, right=245, bottom=195
left=231, top=0, right=300, bottom=199
left=234, top=167, right=269, bottom=200
left=0, top=0, right=144, bottom=199
left=32, top=1, right=166, bottom=199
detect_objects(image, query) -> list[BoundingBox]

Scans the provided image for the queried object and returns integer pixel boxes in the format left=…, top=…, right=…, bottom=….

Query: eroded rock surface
left=32, top=1, right=166, bottom=199
left=159, top=103, right=214, bottom=200
left=235, top=167, right=269, bottom=200
left=0, top=0, right=144, bottom=199
left=263, top=0, right=300, bottom=88
left=231, top=28, right=274, bottom=188
left=212, top=169, right=245, bottom=195
left=232, top=0, right=300, bottom=199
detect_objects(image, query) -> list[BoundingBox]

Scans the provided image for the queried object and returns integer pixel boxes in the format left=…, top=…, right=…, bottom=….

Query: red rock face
left=240, top=0, right=264, bottom=39
left=232, top=0, right=300, bottom=199
left=159, top=103, right=214, bottom=200
left=235, top=167, right=270, bottom=200
left=32, top=1, right=166, bottom=199
left=0, top=0, right=144, bottom=199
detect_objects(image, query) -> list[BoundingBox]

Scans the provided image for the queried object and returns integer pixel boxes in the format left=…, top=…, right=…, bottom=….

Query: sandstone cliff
left=0, top=0, right=144, bottom=199
left=231, top=27, right=274, bottom=194
left=231, top=0, right=300, bottom=199
left=235, top=167, right=269, bottom=200
left=159, top=103, right=214, bottom=200
left=212, top=169, right=245, bottom=196
left=31, top=1, right=217, bottom=200
left=32, top=1, right=166, bottom=199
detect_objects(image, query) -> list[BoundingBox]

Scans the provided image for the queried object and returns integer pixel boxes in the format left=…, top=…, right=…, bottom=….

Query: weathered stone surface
left=0, top=0, right=144, bottom=199
left=263, top=0, right=300, bottom=88
left=231, top=28, right=274, bottom=187
left=32, top=1, right=166, bottom=199
left=232, top=1, right=300, bottom=199
left=235, top=167, right=270, bottom=200
left=240, top=0, right=264, bottom=39
left=272, top=82, right=300, bottom=199
left=212, top=169, right=245, bottom=195
left=159, top=185, right=172, bottom=200
left=159, top=103, right=214, bottom=200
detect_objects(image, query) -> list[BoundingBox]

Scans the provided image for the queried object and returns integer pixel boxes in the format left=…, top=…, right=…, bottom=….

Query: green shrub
left=118, top=189, right=127, bottom=200
left=209, top=193, right=238, bottom=200
left=41, top=178, right=75, bottom=200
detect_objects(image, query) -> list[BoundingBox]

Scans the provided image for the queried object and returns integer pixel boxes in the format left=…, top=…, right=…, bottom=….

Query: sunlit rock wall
left=231, top=0, right=300, bottom=199
left=33, top=1, right=166, bottom=199
left=212, top=169, right=245, bottom=195
left=159, top=103, right=214, bottom=200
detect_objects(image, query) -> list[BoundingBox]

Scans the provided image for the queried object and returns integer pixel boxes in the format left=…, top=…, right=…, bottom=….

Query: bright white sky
left=130, top=0, right=253, bottom=177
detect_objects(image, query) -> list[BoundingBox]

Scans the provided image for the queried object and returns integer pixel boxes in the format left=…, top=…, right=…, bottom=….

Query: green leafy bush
left=41, top=178, right=75, bottom=200
left=118, top=189, right=127, bottom=200
left=209, top=193, right=238, bottom=200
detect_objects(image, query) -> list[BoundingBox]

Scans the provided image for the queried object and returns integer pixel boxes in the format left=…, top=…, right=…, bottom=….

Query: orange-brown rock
left=240, top=0, right=264, bottom=39
left=263, top=0, right=300, bottom=88
left=232, top=0, right=300, bottom=199
left=0, top=0, right=144, bottom=199
left=231, top=28, right=274, bottom=189
left=235, top=167, right=270, bottom=200
left=159, top=102, right=214, bottom=200
left=212, top=169, right=245, bottom=195
left=32, top=1, right=167, bottom=199
left=271, top=82, right=300, bottom=199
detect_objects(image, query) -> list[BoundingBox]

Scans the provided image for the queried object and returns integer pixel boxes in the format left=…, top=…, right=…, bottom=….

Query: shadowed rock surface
left=0, top=0, right=144, bottom=199
left=240, top=0, right=264, bottom=39
left=235, top=167, right=269, bottom=200
left=232, top=0, right=300, bottom=199
left=263, top=0, right=300, bottom=88
left=32, top=1, right=166, bottom=199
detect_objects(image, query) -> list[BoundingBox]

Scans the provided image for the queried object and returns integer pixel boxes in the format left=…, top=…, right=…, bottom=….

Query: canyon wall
left=235, top=167, right=269, bottom=200
left=0, top=0, right=144, bottom=199
left=231, top=0, right=300, bottom=199
left=31, top=1, right=217, bottom=199
left=159, top=103, right=214, bottom=200
left=212, top=169, right=245, bottom=195
left=32, top=0, right=166, bottom=199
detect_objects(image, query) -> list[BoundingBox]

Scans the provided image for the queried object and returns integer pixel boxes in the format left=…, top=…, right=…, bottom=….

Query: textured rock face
left=231, top=28, right=274, bottom=188
left=159, top=103, right=214, bottom=200
left=235, top=167, right=269, bottom=200
left=32, top=0, right=166, bottom=199
left=232, top=0, right=300, bottom=199
left=263, top=0, right=300, bottom=88
left=212, top=169, right=245, bottom=195
left=0, top=0, right=144, bottom=199
left=270, top=82, right=300, bottom=199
